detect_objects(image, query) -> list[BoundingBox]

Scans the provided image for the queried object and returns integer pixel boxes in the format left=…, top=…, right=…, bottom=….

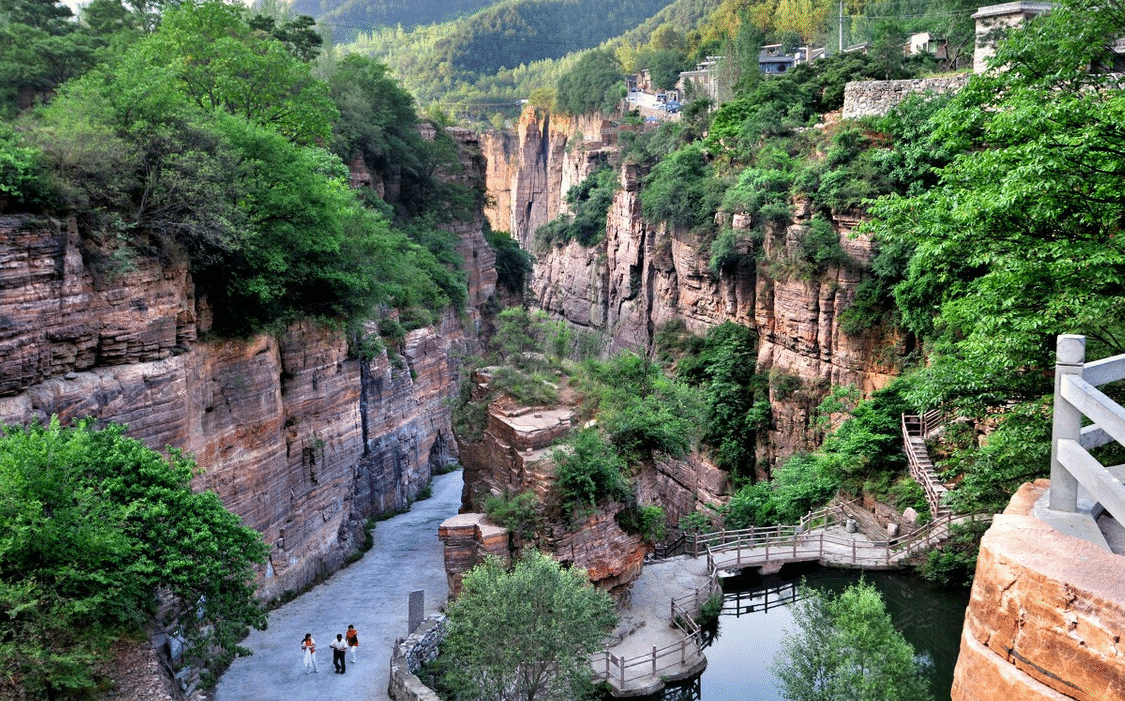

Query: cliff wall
left=479, top=110, right=901, bottom=473
left=952, top=480, right=1125, bottom=701
left=0, top=129, right=495, bottom=601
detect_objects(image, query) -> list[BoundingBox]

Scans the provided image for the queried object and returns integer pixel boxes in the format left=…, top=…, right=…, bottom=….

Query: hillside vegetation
left=334, top=0, right=979, bottom=122
left=288, top=0, right=495, bottom=42
left=512, top=0, right=1125, bottom=586
left=1, top=0, right=477, bottom=338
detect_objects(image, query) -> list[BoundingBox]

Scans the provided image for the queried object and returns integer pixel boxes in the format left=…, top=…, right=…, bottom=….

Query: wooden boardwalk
left=594, top=504, right=982, bottom=697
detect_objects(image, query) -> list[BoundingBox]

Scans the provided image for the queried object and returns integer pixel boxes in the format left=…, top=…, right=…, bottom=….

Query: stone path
left=597, top=556, right=711, bottom=696
left=214, top=470, right=464, bottom=701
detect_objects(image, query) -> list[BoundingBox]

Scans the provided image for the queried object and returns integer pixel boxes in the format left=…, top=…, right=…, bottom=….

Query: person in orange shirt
left=345, top=624, right=359, bottom=663
left=301, top=633, right=319, bottom=674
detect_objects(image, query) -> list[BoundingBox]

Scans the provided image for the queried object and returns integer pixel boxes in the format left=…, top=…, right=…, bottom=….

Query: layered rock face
left=0, top=129, right=495, bottom=601
left=952, top=480, right=1125, bottom=701
left=479, top=110, right=902, bottom=473
left=452, top=367, right=726, bottom=597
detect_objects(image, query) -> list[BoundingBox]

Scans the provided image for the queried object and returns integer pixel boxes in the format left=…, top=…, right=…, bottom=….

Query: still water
left=636, top=564, right=969, bottom=701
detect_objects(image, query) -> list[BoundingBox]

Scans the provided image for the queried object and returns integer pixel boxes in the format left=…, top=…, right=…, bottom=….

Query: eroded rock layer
left=0, top=129, right=495, bottom=601
left=479, top=110, right=903, bottom=474
left=952, top=480, right=1125, bottom=701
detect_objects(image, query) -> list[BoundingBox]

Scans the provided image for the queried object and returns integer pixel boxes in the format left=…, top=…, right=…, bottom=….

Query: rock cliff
left=952, top=480, right=1125, bottom=701
left=450, top=367, right=726, bottom=597
left=479, top=109, right=902, bottom=474
left=0, top=128, right=495, bottom=601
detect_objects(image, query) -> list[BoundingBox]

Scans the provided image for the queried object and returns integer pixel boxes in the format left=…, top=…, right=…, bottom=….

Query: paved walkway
left=597, top=556, right=711, bottom=696
left=214, top=470, right=464, bottom=701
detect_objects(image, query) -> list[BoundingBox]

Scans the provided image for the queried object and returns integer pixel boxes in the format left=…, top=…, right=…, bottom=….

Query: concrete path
left=214, top=470, right=464, bottom=701
left=598, top=556, right=711, bottom=696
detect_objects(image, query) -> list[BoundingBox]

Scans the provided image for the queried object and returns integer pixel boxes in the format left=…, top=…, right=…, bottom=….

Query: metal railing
left=1050, top=334, right=1125, bottom=523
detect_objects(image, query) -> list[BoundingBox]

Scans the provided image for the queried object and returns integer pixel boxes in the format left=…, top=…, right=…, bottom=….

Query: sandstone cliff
left=0, top=129, right=495, bottom=601
left=449, top=367, right=726, bottom=598
left=952, top=480, right=1125, bottom=701
left=479, top=109, right=902, bottom=475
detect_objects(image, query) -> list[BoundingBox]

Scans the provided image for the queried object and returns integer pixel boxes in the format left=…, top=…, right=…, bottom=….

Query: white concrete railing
left=1050, top=334, right=1125, bottom=523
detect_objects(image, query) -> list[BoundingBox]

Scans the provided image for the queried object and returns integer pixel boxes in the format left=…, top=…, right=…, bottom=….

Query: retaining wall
left=388, top=615, right=447, bottom=701
left=842, top=75, right=971, bottom=119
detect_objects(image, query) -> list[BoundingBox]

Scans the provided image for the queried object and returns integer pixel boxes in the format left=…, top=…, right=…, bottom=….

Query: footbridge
left=698, top=503, right=978, bottom=573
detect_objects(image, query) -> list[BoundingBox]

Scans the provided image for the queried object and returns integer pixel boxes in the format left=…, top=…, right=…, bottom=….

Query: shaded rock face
left=479, top=111, right=903, bottom=475
left=952, top=480, right=1125, bottom=701
left=0, top=129, right=495, bottom=601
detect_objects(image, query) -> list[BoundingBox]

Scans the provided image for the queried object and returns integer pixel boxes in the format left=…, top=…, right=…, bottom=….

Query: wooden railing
left=901, top=413, right=950, bottom=518
left=597, top=501, right=980, bottom=691
left=1050, top=334, right=1125, bottom=524
left=705, top=510, right=982, bottom=570
left=591, top=635, right=704, bottom=690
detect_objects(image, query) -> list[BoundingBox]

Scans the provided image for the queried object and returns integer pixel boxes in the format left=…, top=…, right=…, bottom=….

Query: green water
left=628, top=564, right=970, bottom=701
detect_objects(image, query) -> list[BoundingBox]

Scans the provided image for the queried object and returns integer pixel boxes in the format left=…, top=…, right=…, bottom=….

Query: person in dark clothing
left=329, top=634, right=348, bottom=674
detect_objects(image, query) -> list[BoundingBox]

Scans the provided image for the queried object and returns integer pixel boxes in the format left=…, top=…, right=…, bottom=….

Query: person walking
left=345, top=624, right=359, bottom=663
left=329, top=634, right=348, bottom=674
left=301, top=633, right=319, bottom=674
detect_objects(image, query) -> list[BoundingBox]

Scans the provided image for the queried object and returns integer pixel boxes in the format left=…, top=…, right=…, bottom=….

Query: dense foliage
left=2, top=0, right=471, bottom=336
left=772, top=581, right=932, bottom=701
left=535, top=164, right=620, bottom=247
left=863, top=0, right=1125, bottom=512
left=438, top=550, right=616, bottom=701
left=0, top=419, right=268, bottom=699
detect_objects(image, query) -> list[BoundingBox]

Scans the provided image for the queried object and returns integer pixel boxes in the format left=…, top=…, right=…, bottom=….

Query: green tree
left=773, top=581, right=932, bottom=701
left=556, top=49, right=623, bottom=116
left=135, top=0, right=336, bottom=145
left=441, top=550, right=617, bottom=701
left=868, top=0, right=1125, bottom=421
left=551, top=428, right=631, bottom=517
left=0, top=418, right=268, bottom=699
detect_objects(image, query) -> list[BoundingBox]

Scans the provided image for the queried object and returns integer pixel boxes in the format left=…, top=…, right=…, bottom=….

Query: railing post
left=651, top=646, right=657, bottom=675
left=619, top=654, right=625, bottom=688
left=1050, top=334, right=1085, bottom=512
left=851, top=539, right=856, bottom=564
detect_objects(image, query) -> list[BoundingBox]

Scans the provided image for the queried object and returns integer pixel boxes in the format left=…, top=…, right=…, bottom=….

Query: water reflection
left=615, top=564, right=969, bottom=701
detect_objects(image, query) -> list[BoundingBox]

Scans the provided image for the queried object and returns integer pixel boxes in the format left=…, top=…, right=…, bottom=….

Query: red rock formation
left=952, top=480, right=1125, bottom=701
left=451, top=367, right=725, bottom=597
left=0, top=128, right=496, bottom=601
left=478, top=109, right=904, bottom=475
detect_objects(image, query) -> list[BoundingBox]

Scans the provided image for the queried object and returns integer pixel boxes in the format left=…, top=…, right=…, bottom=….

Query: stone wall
left=388, top=615, right=447, bottom=701
left=952, top=480, right=1125, bottom=701
left=841, top=75, right=970, bottom=120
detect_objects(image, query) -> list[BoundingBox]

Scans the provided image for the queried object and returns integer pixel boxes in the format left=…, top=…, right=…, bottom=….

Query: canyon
left=4, top=90, right=1120, bottom=701
left=0, top=127, right=494, bottom=602
left=480, top=109, right=902, bottom=474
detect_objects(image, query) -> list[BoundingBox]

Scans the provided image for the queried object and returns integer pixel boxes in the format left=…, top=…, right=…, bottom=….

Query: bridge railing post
left=1050, top=334, right=1085, bottom=512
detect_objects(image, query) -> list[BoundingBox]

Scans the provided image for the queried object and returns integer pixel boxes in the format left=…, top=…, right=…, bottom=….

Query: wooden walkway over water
left=593, top=502, right=984, bottom=696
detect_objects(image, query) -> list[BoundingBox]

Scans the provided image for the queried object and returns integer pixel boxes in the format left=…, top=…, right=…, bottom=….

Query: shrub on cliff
left=0, top=417, right=269, bottom=699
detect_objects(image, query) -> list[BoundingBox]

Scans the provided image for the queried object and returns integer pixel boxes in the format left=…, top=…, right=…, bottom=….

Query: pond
left=627, top=564, right=970, bottom=701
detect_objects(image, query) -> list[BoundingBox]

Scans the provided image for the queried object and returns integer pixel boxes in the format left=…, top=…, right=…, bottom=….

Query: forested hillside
left=335, top=0, right=981, bottom=122
left=288, top=0, right=495, bottom=42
